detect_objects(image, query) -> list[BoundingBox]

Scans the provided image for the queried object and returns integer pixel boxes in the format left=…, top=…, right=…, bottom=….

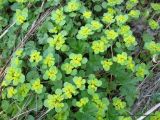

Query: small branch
left=0, top=21, right=16, bottom=39
left=137, top=103, right=160, bottom=120
left=10, top=108, right=36, bottom=120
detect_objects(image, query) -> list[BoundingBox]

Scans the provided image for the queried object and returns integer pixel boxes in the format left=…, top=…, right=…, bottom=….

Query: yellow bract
left=92, top=40, right=106, bottom=54
left=83, top=11, right=92, bottom=19
left=113, top=97, right=126, bottom=110
left=7, top=87, right=17, bottom=98
left=29, top=50, right=42, bottom=63
left=43, top=54, right=55, bottom=67
left=101, top=60, right=113, bottom=71
left=73, top=76, right=86, bottom=90
left=62, top=82, right=77, bottom=99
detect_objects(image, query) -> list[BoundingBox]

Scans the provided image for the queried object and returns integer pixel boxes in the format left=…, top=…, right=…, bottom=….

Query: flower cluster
left=83, top=10, right=92, bottom=19
left=92, top=94, right=109, bottom=119
left=102, top=13, right=115, bottom=24
left=7, top=87, right=17, bottom=98
left=150, top=111, right=160, bottom=120
left=44, top=89, right=64, bottom=112
left=115, top=14, right=128, bottom=26
left=136, top=63, right=149, bottom=78
left=73, top=76, right=86, bottom=90
left=107, top=0, right=124, bottom=6
left=92, top=40, right=106, bottom=54
left=105, top=29, right=118, bottom=40
left=101, top=59, right=113, bottom=71
left=87, top=75, right=102, bottom=94
left=4, top=67, right=25, bottom=86
left=69, top=53, right=83, bottom=68
left=15, top=8, right=28, bottom=25
left=48, top=32, right=66, bottom=50
left=149, top=19, right=159, bottom=30
left=90, top=20, right=103, bottom=31
left=43, top=66, right=58, bottom=81
left=76, top=97, right=89, bottom=107
left=113, top=97, right=126, bottom=110
left=42, top=53, right=55, bottom=68
left=62, top=82, right=77, bottom=99
left=77, top=25, right=93, bottom=39
left=61, top=63, right=74, bottom=74
left=113, top=52, right=128, bottom=65
left=51, top=8, right=66, bottom=26
left=129, top=10, right=140, bottom=19
left=64, top=0, right=81, bottom=12
left=145, top=41, right=160, bottom=55
left=29, top=50, right=42, bottom=65
left=123, top=35, right=137, bottom=48
left=31, top=78, right=43, bottom=94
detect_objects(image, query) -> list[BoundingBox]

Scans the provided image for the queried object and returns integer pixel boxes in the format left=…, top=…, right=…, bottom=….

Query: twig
left=0, top=21, right=16, bottom=39
left=137, top=103, right=160, bottom=120
left=137, top=61, right=160, bottom=90
left=37, top=109, right=51, bottom=119
left=10, top=108, right=36, bottom=120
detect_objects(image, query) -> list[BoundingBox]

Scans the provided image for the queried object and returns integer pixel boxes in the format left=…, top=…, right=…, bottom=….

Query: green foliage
left=0, top=0, right=160, bottom=119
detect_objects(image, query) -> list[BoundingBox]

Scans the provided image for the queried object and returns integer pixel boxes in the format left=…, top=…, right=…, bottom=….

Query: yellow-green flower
left=15, top=83, right=30, bottom=101
left=15, top=48, right=23, bottom=57
left=48, top=32, right=66, bottom=50
left=113, top=97, right=126, bottom=110
left=76, top=97, right=89, bottom=107
left=7, top=87, right=17, bottom=98
left=92, top=40, right=106, bottom=54
left=101, top=60, right=113, bottom=71
left=145, top=41, right=160, bottom=54
left=51, top=8, right=66, bottom=26
left=65, top=0, right=81, bottom=12
left=87, top=75, right=102, bottom=94
left=149, top=19, right=159, bottom=30
left=43, top=66, right=58, bottom=81
left=83, top=11, right=92, bottom=19
left=11, top=57, right=22, bottom=67
left=129, top=10, right=140, bottom=19
left=4, top=67, right=25, bottom=86
left=119, top=116, right=132, bottom=120
left=124, top=35, right=137, bottom=48
left=105, top=29, right=118, bottom=40
left=107, top=8, right=116, bottom=15
left=61, top=63, right=74, bottom=74
left=77, top=26, right=93, bottom=39
left=107, top=0, right=124, bottom=6
left=73, top=76, right=86, bottom=90
left=113, top=52, right=128, bottom=65
left=118, top=25, right=132, bottom=37
left=43, top=54, right=55, bottom=68
left=44, top=89, right=64, bottom=112
left=92, top=94, right=109, bottom=119
left=116, top=14, right=128, bottom=26
left=29, top=50, right=42, bottom=64
left=126, top=56, right=135, bottom=71
left=102, top=13, right=115, bottom=24
left=15, top=8, right=28, bottom=25
left=16, top=0, right=27, bottom=3
left=69, top=53, right=83, bottom=67
left=90, top=20, right=103, bottom=31
left=136, top=63, right=149, bottom=78
left=31, top=78, right=43, bottom=94
left=62, top=82, right=77, bottom=99
left=150, top=111, right=160, bottom=120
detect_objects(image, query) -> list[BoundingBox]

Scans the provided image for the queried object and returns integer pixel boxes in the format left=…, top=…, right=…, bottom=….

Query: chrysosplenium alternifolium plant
left=0, top=0, right=160, bottom=119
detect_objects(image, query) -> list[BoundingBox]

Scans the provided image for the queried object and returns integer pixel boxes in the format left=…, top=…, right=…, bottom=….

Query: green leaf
left=142, top=32, right=154, bottom=42
left=94, top=5, right=102, bottom=12
left=75, top=112, right=96, bottom=120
